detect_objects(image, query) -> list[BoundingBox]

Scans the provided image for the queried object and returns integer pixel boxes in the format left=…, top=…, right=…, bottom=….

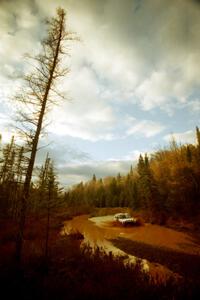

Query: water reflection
left=61, top=215, right=149, bottom=272
left=62, top=215, right=124, bottom=254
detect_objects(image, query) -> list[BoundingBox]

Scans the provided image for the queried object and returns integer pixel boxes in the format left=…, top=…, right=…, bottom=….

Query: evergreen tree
left=196, top=126, right=200, bottom=160
left=186, top=145, right=192, bottom=163
left=92, top=174, right=96, bottom=182
left=137, top=154, right=159, bottom=212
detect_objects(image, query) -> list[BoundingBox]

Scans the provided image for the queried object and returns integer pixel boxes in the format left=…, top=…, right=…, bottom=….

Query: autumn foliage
left=65, top=127, right=200, bottom=224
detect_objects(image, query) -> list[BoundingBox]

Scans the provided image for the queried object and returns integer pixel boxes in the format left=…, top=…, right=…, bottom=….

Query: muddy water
left=62, top=215, right=126, bottom=256
left=61, top=215, right=200, bottom=277
left=62, top=215, right=200, bottom=255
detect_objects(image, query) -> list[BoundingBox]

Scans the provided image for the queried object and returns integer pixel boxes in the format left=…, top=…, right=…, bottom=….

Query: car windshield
left=120, top=213, right=131, bottom=219
left=125, top=214, right=131, bottom=218
left=114, top=213, right=132, bottom=219
left=120, top=215, right=126, bottom=219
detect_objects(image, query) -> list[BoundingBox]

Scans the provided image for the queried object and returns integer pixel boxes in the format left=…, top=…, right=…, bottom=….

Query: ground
left=1, top=208, right=200, bottom=299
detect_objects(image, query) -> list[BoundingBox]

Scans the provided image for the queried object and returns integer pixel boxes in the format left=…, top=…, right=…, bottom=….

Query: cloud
left=1, top=0, right=200, bottom=128
left=164, top=130, right=196, bottom=145
left=36, top=133, right=91, bottom=166
left=61, top=0, right=200, bottom=116
left=126, top=118, right=165, bottom=138
left=48, top=66, right=117, bottom=141
left=58, top=159, right=133, bottom=187
left=121, top=149, right=145, bottom=161
left=0, top=0, right=199, bottom=186
left=135, top=68, right=200, bottom=114
left=135, top=71, right=181, bottom=113
left=0, top=0, right=42, bottom=70
left=182, top=99, right=200, bottom=113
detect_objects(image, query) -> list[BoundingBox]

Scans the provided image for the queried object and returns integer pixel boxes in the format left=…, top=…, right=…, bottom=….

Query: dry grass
left=65, top=229, right=84, bottom=240
left=111, top=237, right=200, bottom=279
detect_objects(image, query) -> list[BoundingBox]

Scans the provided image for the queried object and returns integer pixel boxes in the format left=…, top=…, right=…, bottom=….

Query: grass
left=65, top=229, right=84, bottom=240
left=110, top=237, right=200, bottom=279
left=1, top=234, right=200, bottom=300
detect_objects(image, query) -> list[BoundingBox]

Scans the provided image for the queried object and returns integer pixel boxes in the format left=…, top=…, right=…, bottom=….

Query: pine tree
left=196, top=126, right=200, bottom=160
left=92, top=174, right=96, bottom=183
left=196, top=126, right=200, bottom=147
left=130, top=165, right=133, bottom=176
left=0, top=136, right=18, bottom=216
left=15, top=8, right=76, bottom=261
left=45, top=160, right=58, bottom=258
left=36, top=155, right=59, bottom=258
left=186, top=145, right=192, bottom=163
left=137, top=153, right=159, bottom=212
left=0, top=136, right=15, bottom=184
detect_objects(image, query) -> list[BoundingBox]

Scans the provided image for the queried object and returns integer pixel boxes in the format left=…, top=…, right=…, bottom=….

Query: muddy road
left=62, top=215, right=200, bottom=278
left=62, top=215, right=200, bottom=255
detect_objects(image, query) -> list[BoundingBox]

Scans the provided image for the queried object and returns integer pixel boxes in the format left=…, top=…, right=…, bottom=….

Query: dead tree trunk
left=15, top=8, right=75, bottom=261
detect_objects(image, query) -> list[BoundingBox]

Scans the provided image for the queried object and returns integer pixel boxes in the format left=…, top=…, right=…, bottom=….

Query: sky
left=0, top=0, right=200, bottom=187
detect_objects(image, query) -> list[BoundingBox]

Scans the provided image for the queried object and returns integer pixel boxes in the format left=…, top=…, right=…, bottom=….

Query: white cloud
left=164, top=130, right=196, bottom=145
left=135, top=71, right=174, bottom=111
left=126, top=119, right=165, bottom=138
left=122, top=150, right=143, bottom=161
left=62, top=0, right=200, bottom=116
left=134, top=69, right=200, bottom=114
left=1, top=0, right=200, bottom=128
left=48, top=66, right=117, bottom=141
left=0, top=114, right=22, bottom=144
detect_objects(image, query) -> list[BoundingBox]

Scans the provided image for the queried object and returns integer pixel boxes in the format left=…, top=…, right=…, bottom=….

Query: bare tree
left=15, top=8, right=76, bottom=261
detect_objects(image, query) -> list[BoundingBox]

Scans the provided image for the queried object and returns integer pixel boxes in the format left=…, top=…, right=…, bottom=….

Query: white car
left=114, top=213, right=137, bottom=225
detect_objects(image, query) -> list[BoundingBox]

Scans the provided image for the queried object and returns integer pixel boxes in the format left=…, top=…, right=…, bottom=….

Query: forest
left=1, top=126, right=200, bottom=225
left=65, top=127, right=200, bottom=224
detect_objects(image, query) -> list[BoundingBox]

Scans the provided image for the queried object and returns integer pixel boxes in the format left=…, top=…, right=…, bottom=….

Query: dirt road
left=62, top=215, right=200, bottom=256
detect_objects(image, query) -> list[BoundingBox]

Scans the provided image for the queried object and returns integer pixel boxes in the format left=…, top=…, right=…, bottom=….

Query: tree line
left=65, top=127, right=200, bottom=223
left=0, top=136, right=62, bottom=255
